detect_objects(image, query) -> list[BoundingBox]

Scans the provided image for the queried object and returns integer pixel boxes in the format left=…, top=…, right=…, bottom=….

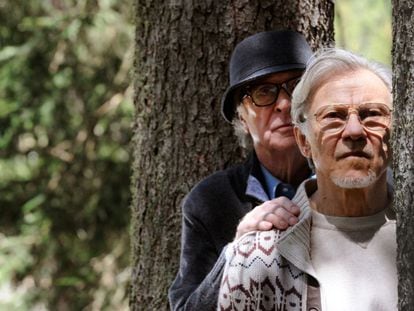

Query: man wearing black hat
left=169, top=30, right=313, bottom=310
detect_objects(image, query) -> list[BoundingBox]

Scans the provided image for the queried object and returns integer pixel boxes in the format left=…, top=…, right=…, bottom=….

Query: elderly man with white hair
left=217, top=48, right=397, bottom=311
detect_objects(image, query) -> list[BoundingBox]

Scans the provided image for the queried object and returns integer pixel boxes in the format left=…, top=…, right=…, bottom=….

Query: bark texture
left=392, top=0, right=414, bottom=309
left=130, top=1, right=334, bottom=310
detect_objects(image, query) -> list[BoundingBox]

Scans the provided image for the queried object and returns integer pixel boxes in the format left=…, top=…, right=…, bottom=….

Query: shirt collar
left=260, top=164, right=283, bottom=199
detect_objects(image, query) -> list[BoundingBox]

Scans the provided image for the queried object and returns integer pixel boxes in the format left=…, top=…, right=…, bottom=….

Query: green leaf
left=22, top=194, right=46, bottom=213
left=0, top=100, right=18, bottom=117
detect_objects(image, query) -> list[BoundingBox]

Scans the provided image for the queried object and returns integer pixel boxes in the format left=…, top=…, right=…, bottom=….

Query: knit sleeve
left=217, top=230, right=284, bottom=311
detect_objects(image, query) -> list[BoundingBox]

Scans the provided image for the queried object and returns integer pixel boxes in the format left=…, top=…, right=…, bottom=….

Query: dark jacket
left=169, top=153, right=267, bottom=310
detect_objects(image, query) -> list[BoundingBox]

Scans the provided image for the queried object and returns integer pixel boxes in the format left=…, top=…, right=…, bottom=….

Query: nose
left=273, top=89, right=291, bottom=114
left=341, top=113, right=366, bottom=140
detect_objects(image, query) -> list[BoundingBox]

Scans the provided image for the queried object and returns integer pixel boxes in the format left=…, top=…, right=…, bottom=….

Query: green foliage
left=335, top=0, right=392, bottom=65
left=0, top=0, right=133, bottom=309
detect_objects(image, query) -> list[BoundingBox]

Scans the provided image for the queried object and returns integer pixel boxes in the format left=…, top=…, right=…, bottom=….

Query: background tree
left=392, top=0, right=414, bottom=309
left=130, top=1, right=334, bottom=309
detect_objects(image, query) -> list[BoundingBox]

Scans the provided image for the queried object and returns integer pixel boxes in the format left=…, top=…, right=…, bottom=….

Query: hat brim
left=221, top=63, right=306, bottom=123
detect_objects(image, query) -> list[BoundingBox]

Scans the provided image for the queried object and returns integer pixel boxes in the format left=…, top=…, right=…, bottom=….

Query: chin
left=269, top=137, right=297, bottom=150
left=330, top=170, right=377, bottom=189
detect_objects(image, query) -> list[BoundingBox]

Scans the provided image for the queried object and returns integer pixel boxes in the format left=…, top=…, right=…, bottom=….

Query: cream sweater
left=310, top=208, right=397, bottom=310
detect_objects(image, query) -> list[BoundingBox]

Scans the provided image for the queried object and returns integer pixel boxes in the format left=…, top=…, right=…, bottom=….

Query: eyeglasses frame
left=302, top=102, right=393, bottom=134
left=241, top=75, right=302, bottom=107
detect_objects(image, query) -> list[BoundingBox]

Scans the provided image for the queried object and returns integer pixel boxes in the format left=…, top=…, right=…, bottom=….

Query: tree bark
left=392, top=0, right=414, bottom=309
left=130, top=1, right=334, bottom=310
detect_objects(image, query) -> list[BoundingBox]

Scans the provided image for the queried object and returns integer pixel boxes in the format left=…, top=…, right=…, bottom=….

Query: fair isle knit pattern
left=217, top=181, right=315, bottom=311
left=219, top=231, right=305, bottom=310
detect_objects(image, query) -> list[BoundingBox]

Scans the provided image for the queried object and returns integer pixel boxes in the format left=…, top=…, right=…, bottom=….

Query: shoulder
left=225, top=230, right=283, bottom=270
left=192, top=161, right=250, bottom=194
left=221, top=231, right=284, bottom=302
left=182, top=161, right=250, bottom=215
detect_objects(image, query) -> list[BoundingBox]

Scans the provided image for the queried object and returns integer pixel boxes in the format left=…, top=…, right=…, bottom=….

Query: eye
left=285, top=77, right=301, bottom=92
left=321, top=109, right=348, bottom=120
left=359, top=108, right=385, bottom=119
left=254, top=84, right=278, bottom=97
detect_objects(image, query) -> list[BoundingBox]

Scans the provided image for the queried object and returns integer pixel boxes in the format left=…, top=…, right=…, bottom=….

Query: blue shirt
left=260, top=164, right=284, bottom=199
left=260, top=164, right=297, bottom=200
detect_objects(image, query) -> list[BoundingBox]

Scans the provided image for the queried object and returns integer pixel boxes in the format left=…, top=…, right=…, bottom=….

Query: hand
left=235, top=197, right=300, bottom=239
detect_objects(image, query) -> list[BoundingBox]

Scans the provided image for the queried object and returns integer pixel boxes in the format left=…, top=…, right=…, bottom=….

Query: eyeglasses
left=243, top=76, right=301, bottom=107
left=306, top=103, right=392, bottom=134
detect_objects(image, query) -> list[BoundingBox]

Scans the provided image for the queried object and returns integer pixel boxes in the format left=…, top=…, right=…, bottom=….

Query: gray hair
left=291, top=48, right=392, bottom=133
left=232, top=104, right=253, bottom=150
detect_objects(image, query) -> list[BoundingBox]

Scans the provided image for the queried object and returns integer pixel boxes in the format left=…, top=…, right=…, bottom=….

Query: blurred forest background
left=0, top=0, right=132, bottom=309
left=0, top=0, right=390, bottom=310
left=335, top=0, right=391, bottom=65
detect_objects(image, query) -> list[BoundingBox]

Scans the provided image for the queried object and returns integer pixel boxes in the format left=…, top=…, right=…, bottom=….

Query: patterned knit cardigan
left=217, top=180, right=319, bottom=311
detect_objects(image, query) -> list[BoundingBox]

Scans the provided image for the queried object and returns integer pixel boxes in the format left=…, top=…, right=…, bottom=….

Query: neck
left=256, top=146, right=311, bottom=188
left=310, top=172, right=389, bottom=217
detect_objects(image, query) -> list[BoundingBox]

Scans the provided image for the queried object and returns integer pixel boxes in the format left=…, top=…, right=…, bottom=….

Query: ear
left=293, top=126, right=312, bottom=158
left=237, top=105, right=250, bottom=134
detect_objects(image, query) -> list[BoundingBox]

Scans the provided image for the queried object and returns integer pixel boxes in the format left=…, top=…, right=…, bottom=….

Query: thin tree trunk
left=392, top=0, right=414, bottom=309
left=130, top=1, right=334, bottom=310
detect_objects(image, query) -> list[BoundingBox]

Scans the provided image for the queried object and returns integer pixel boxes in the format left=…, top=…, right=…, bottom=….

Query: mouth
left=273, top=123, right=293, bottom=131
left=338, top=151, right=372, bottom=160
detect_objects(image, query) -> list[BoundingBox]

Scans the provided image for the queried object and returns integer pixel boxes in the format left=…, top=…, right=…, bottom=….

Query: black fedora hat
left=221, top=30, right=312, bottom=123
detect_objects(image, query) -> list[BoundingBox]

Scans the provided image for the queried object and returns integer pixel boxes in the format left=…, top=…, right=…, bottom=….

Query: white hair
left=291, top=48, right=392, bottom=134
left=331, top=170, right=378, bottom=188
left=232, top=104, right=253, bottom=150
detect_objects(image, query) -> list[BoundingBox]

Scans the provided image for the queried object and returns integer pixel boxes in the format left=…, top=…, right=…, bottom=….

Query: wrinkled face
left=239, top=70, right=302, bottom=154
left=294, top=69, right=392, bottom=188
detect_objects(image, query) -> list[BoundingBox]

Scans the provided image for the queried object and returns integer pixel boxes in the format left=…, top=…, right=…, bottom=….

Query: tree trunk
left=130, top=1, right=334, bottom=310
left=392, top=0, right=414, bottom=309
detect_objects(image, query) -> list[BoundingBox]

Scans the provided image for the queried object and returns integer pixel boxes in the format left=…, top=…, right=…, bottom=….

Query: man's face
left=296, top=69, right=392, bottom=188
left=239, top=70, right=302, bottom=154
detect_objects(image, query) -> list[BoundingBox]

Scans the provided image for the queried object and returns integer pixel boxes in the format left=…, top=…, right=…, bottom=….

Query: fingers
left=235, top=197, right=300, bottom=240
left=262, top=207, right=293, bottom=228
left=275, top=196, right=300, bottom=216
